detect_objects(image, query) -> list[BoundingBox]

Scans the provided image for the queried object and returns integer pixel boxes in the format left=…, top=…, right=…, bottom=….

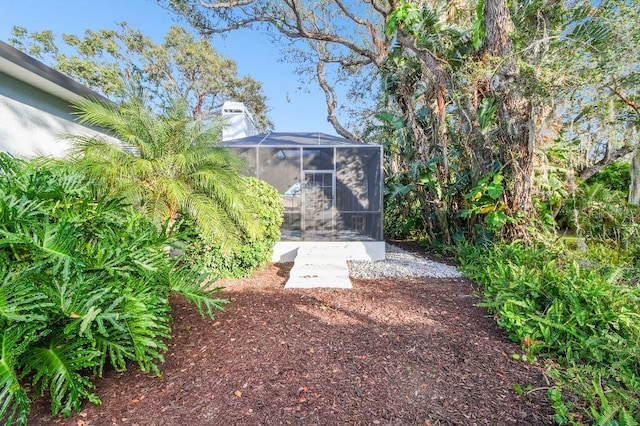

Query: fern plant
left=459, top=241, right=640, bottom=423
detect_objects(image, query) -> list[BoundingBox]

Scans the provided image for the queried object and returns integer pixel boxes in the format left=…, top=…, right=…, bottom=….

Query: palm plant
left=67, top=94, right=260, bottom=249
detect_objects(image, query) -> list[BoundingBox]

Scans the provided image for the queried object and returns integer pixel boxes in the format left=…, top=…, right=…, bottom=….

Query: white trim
left=272, top=241, right=386, bottom=262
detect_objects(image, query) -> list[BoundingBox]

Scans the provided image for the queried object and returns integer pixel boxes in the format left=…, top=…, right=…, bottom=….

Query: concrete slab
left=284, top=245, right=353, bottom=289
left=290, top=264, right=350, bottom=276
left=273, top=241, right=386, bottom=262
left=285, top=274, right=353, bottom=289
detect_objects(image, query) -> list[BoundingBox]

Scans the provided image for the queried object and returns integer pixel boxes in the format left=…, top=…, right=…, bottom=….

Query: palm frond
left=73, top=98, right=153, bottom=155
left=181, top=192, right=244, bottom=250
left=167, top=264, right=229, bottom=319
left=68, top=94, right=258, bottom=248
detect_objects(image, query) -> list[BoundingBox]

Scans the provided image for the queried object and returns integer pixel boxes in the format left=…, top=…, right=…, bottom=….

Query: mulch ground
left=27, top=244, right=555, bottom=425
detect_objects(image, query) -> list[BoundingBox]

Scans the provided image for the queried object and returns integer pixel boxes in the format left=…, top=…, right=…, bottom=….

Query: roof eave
left=0, top=40, right=109, bottom=104
left=222, top=132, right=379, bottom=147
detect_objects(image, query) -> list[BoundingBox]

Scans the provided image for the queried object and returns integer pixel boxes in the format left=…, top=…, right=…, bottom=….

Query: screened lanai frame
left=223, top=132, right=384, bottom=243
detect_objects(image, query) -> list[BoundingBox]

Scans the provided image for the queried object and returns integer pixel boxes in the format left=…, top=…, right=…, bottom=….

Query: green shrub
left=0, top=154, right=227, bottom=424
left=557, top=180, right=640, bottom=248
left=459, top=241, right=640, bottom=424
left=185, top=177, right=283, bottom=278
left=586, top=161, right=631, bottom=193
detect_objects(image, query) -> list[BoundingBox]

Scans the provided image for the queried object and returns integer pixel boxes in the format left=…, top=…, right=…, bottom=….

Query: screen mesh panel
left=225, top=134, right=382, bottom=241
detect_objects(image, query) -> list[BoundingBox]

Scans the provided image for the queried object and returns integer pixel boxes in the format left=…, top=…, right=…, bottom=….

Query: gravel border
left=348, top=243, right=464, bottom=279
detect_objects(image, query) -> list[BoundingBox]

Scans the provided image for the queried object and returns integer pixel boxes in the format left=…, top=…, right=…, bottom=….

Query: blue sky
left=0, top=0, right=337, bottom=135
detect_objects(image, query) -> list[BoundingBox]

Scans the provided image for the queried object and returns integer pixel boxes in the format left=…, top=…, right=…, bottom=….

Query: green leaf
left=472, top=0, right=485, bottom=50
left=79, top=306, right=103, bottom=335
left=0, top=326, right=32, bottom=426
left=168, top=265, right=229, bottom=319
left=119, top=287, right=171, bottom=375
left=374, top=112, right=405, bottom=131
left=0, top=268, right=50, bottom=323
left=386, top=3, right=420, bottom=36
left=486, top=211, right=508, bottom=229
left=477, top=96, right=497, bottom=131
left=24, top=337, right=101, bottom=417
left=388, top=182, right=415, bottom=198
left=459, top=209, right=473, bottom=219
left=486, top=183, right=503, bottom=200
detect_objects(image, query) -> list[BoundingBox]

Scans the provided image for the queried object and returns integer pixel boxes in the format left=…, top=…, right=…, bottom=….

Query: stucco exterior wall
left=0, top=72, right=110, bottom=159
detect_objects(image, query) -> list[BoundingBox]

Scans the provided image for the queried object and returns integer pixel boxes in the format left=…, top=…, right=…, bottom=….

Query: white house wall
left=0, top=73, right=111, bottom=159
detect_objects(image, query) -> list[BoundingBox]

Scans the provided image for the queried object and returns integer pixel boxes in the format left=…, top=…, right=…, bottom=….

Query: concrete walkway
left=284, top=246, right=353, bottom=289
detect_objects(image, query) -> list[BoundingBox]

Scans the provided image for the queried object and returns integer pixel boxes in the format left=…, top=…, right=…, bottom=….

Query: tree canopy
left=159, top=0, right=639, bottom=239
left=10, top=23, right=272, bottom=131
left=159, top=0, right=399, bottom=140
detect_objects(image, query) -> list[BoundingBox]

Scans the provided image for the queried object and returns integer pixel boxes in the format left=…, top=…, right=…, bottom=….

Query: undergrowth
left=458, top=241, right=640, bottom=424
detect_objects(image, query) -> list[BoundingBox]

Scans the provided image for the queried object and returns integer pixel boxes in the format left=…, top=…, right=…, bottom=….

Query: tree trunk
left=397, top=85, right=428, bottom=162
left=630, top=148, right=640, bottom=205
left=485, top=0, right=534, bottom=217
left=436, top=87, right=450, bottom=179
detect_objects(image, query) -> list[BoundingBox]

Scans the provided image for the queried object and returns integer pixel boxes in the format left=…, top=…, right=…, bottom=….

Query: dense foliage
left=68, top=95, right=261, bottom=252
left=457, top=173, right=640, bottom=423
left=0, top=154, right=227, bottom=424
left=5, top=0, right=639, bottom=423
left=586, top=162, right=632, bottom=194
left=185, top=176, right=284, bottom=278
left=156, top=2, right=639, bottom=421
left=163, top=0, right=639, bottom=240
left=459, top=239, right=640, bottom=424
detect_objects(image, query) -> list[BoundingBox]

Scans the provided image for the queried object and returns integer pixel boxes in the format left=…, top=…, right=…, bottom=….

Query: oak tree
left=10, top=23, right=272, bottom=131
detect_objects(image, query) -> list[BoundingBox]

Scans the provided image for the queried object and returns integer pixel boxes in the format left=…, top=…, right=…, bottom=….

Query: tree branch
left=397, top=29, right=493, bottom=171
left=395, top=31, right=450, bottom=86
left=316, top=59, right=358, bottom=141
left=579, top=144, right=635, bottom=181
left=199, top=0, right=253, bottom=8
left=161, top=0, right=391, bottom=137
left=606, top=83, right=640, bottom=119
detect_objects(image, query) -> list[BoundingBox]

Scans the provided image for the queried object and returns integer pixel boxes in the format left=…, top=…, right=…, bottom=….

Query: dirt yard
left=28, top=246, right=554, bottom=425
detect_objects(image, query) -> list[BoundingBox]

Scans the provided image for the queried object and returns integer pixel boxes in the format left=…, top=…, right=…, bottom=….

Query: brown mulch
left=27, top=244, right=555, bottom=425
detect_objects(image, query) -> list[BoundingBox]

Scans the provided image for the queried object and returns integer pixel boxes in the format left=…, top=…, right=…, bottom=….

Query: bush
left=458, top=242, right=640, bottom=424
left=0, top=154, right=227, bottom=423
left=557, top=181, right=640, bottom=251
left=185, top=177, right=283, bottom=278
left=586, top=161, right=631, bottom=193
